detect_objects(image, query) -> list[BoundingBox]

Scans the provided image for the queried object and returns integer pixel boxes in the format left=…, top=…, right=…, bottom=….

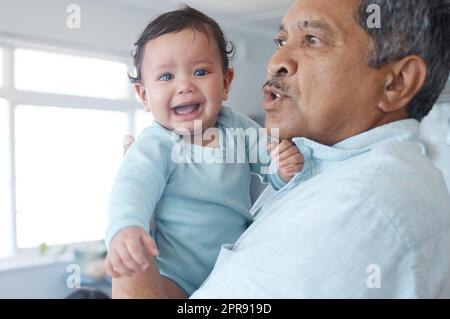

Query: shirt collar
left=291, top=119, right=420, bottom=161
left=333, top=119, right=419, bottom=150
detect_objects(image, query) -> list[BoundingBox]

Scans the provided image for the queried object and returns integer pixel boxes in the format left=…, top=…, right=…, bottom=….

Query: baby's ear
left=222, top=68, right=234, bottom=101
left=135, top=84, right=150, bottom=112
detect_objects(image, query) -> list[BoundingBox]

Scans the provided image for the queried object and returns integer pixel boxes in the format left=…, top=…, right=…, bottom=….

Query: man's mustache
left=262, top=78, right=292, bottom=97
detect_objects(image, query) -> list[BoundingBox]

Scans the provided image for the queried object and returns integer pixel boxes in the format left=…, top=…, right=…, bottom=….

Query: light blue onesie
left=106, top=106, right=285, bottom=295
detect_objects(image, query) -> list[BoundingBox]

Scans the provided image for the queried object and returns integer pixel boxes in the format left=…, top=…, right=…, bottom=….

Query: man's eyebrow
left=278, top=20, right=336, bottom=36
left=298, top=20, right=334, bottom=35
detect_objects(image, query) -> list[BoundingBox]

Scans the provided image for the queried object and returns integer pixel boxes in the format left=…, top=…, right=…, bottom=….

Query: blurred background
left=0, top=0, right=449, bottom=298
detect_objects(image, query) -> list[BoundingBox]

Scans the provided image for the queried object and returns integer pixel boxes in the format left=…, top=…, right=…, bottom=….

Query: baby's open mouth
left=173, top=103, right=201, bottom=115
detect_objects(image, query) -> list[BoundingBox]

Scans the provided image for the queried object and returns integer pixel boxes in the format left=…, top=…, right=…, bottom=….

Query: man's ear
left=378, top=55, right=427, bottom=113
left=135, top=83, right=151, bottom=112
left=222, top=68, right=235, bottom=101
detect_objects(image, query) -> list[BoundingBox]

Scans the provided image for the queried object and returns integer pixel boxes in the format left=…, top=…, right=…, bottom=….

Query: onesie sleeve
left=105, top=127, right=174, bottom=246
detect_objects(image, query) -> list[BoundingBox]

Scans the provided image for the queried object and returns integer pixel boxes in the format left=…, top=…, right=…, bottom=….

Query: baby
left=105, top=6, right=303, bottom=297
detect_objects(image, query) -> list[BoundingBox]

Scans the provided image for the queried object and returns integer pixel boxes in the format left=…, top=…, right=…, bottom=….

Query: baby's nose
left=177, top=79, right=196, bottom=95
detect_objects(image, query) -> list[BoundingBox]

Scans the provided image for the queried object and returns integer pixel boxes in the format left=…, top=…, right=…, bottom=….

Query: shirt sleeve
left=105, top=128, right=173, bottom=246
left=235, top=112, right=287, bottom=191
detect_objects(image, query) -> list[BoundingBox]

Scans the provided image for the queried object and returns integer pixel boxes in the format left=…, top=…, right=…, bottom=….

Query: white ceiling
left=164, top=0, right=293, bottom=16
left=109, top=0, right=294, bottom=35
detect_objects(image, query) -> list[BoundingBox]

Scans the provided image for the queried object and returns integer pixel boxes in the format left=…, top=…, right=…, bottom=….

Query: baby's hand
left=269, top=140, right=304, bottom=182
left=105, top=226, right=159, bottom=278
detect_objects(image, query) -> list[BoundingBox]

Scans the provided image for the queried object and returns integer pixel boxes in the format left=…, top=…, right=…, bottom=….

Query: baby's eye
left=194, top=69, right=209, bottom=77
left=274, top=38, right=286, bottom=49
left=158, top=73, right=174, bottom=81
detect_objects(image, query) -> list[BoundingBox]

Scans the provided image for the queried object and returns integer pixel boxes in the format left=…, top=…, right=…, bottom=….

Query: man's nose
left=267, top=47, right=297, bottom=78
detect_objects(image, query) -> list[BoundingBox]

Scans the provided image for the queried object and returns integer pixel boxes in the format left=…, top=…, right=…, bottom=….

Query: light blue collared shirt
left=191, top=119, right=450, bottom=298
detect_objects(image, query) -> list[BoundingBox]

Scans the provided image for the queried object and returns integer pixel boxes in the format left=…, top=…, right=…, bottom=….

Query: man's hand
left=269, top=140, right=304, bottom=182
left=105, top=226, right=159, bottom=278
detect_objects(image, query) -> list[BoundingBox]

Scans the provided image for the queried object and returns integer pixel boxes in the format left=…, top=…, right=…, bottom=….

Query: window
left=135, top=109, right=155, bottom=137
left=0, top=99, right=12, bottom=258
left=0, top=43, right=143, bottom=258
left=15, top=49, right=128, bottom=100
left=15, top=105, right=128, bottom=248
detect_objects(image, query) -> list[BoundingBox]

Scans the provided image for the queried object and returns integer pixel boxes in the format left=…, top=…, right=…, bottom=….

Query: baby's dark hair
left=129, top=5, right=235, bottom=84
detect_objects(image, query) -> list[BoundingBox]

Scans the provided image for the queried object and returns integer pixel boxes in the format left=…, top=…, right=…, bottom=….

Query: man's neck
left=331, top=109, right=410, bottom=146
left=371, top=109, right=410, bottom=132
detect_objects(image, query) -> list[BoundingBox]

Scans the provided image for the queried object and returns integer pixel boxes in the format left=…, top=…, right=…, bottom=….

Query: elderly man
left=114, top=0, right=450, bottom=298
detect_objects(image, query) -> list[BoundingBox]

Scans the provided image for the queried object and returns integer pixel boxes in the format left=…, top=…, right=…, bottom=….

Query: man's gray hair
left=356, top=0, right=450, bottom=121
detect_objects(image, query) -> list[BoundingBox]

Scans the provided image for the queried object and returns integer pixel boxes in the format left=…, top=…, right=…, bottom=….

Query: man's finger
left=123, top=135, right=135, bottom=155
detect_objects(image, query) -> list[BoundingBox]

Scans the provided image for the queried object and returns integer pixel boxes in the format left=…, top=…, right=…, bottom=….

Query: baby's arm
left=105, top=128, right=172, bottom=277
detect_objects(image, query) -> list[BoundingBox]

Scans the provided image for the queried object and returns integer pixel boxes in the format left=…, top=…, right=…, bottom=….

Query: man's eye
left=194, top=69, right=209, bottom=77
left=158, top=73, right=174, bottom=81
left=305, top=35, right=321, bottom=46
left=274, top=38, right=286, bottom=49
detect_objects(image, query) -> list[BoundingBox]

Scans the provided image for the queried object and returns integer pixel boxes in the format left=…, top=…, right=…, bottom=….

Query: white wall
left=0, top=0, right=151, bottom=56
left=420, top=101, right=450, bottom=191
left=226, top=35, right=275, bottom=118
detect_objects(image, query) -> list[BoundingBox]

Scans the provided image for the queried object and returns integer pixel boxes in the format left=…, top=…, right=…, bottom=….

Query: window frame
left=0, top=38, right=142, bottom=261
